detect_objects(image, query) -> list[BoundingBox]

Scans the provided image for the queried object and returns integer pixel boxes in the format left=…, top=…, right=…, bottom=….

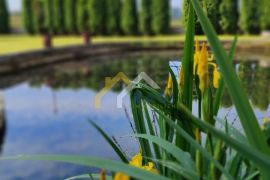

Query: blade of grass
left=130, top=90, right=153, bottom=160
left=245, top=171, right=260, bottom=180
left=142, top=101, right=162, bottom=161
left=182, top=3, right=195, bottom=110
left=133, top=134, right=196, bottom=170
left=152, top=106, right=233, bottom=179
left=226, top=153, right=243, bottom=178
left=215, top=117, right=247, bottom=143
left=89, top=120, right=129, bottom=163
left=1, top=155, right=168, bottom=180
left=168, top=66, right=179, bottom=107
left=148, top=158, right=200, bottom=180
left=177, top=104, right=270, bottom=170
left=65, top=174, right=112, bottom=180
left=189, top=0, right=270, bottom=156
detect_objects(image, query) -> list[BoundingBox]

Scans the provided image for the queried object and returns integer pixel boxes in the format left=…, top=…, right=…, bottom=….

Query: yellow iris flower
left=165, top=74, right=173, bottom=96
left=194, top=40, right=221, bottom=91
left=213, top=67, right=221, bottom=89
left=198, top=43, right=209, bottom=92
left=114, top=173, right=130, bottom=180
left=101, top=153, right=158, bottom=180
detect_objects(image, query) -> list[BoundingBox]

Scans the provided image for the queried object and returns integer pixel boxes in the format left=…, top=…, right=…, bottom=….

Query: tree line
left=22, top=0, right=170, bottom=35
left=0, top=0, right=9, bottom=33
left=184, top=0, right=270, bottom=34
left=1, top=0, right=270, bottom=35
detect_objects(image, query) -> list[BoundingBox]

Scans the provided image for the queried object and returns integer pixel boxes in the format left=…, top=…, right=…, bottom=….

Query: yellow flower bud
left=198, top=43, right=209, bottom=92
left=213, top=68, right=221, bottom=89
left=195, top=38, right=200, bottom=53
left=195, top=128, right=201, bottom=142
left=100, top=169, right=106, bottom=180
left=114, top=153, right=158, bottom=179
left=114, top=173, right=130, bottom=180
left=129, top=153, right=143, bottom=167
left=165, top=75, right=173, bottom=96
left=143, top=162, right=159, bottom=174
left=179, top=67, right=184, bottom=86
left=193, top=39, right=200, bottom=74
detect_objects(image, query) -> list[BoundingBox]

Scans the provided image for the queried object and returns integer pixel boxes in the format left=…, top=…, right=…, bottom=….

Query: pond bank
left=0, top=41, right=269, bottom=74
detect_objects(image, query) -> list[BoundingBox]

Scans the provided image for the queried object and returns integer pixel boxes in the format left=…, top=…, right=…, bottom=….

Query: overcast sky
left=8, top=0, right=182, bottom=12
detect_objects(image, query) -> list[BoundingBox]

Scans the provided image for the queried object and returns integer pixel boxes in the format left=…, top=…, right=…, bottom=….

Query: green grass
left=0, top=34, right=267, bottom=55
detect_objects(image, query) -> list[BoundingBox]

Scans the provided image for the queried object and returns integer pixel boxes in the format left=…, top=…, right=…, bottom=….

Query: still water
left=0, top=52, right=269, bottom=179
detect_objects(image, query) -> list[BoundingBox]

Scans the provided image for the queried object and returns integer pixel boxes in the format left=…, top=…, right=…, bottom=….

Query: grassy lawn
left=1, top=14, right=266, bottom=56
left=0, top=34, right=267, bottom=55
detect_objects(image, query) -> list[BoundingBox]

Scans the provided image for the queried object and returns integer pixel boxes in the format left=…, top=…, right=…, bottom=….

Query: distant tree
left=0, top=0, right=9, bottom=33
left=219, top=0, right=239, bottom=34
left=77, top=0, right=91, bottom=44
left=53, top=0, right=65, bottom=34
left=65, top=0, right=77, bottom=34
left=241, top=0, right=261, bottom=34
left=121, top=0, right=138, bottom=35
left=183, top=0, right=204, bottom=35
left=32, top=0, right=45, bottom=34
left=77, top=0, right=89, bottom=33
left=88, top=0, right=107, bottom=35
left=44, top=0, right=54, bottom=33
left=22, top=0, right=34, bottom=34
left=152, top=0, right=170, bottom=34
left=260, top=0, right=270, bottom=31
left=205, top=0, right=222, bottom=33
left=140, top=0, right=153, bottom=35
left=107, top=0, right=122, bottom=35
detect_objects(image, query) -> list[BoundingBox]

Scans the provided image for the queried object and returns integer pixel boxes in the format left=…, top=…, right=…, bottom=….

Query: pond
left=0, top=51, right=269, bottom=179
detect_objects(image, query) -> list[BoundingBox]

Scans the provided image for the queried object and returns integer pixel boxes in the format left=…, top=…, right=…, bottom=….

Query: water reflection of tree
left=1, top=54, right=268, bottom=112
left=22, top=56, right=270, bottom=110
left=28, top=55, right=170, bottom=92
left=221, top=89, right=233, bottom=108
left=251, top=66, right=270, bottom=111
left=221, top=61, right=270, bottom=110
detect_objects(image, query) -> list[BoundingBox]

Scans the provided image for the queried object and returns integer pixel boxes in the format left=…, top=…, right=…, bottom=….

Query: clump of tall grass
left=2, top=0, right=270, bottom=180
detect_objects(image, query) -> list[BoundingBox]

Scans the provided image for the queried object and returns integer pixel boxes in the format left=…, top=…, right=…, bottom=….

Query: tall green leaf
left=189, top=0, right=270, bottom=156
left=177, top=104, right=270, bottom=171
left=1, top=155, right=168, bottom=180
left=213, top=36, right=238, bottom=115
left=89, top=120, right=129, bottom=163
left=134, top=134, right=196, bottom=170
left=130, top=90, right=153, bottom=160
left=182, top=3, right=195, bottom=110
left=151, top=107, right=232, bottom=179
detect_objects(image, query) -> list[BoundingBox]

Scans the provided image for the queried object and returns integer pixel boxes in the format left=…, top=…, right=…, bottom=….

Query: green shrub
left=184, top=0, right=204, bottom=35
left=32, top=0, right=45, bottom=34
left=53, top=0, right=65, bottom=34
left=219, top=0, right=239, bottom=34
left=106, top=0, right=122, bottom=35
left=205, top=0, right=222, bottom=33
left=260, top=0, right=270, bottom=31
left=77, top=0, right=90, bottom=33
left=121, top=0, right=138, bottom=35
left=43, top=0, right=54, bottom=33
left=88, top=0, right=107, bottom=35
left=241, top=0, right=261, bottom=34
left=151, top=0, right=170, bottom=34
left=0, top=0, right=9, bottom=33
left=140, top=0, right=153, bottom=35
left=64, top=0, right=77, bottom=34
left=22, top=0, right=34, bottom=34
